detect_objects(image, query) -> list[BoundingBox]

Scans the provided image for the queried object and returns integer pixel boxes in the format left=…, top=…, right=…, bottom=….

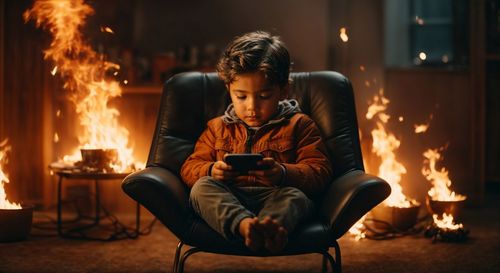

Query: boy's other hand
left=211, top=160, right=239, bottom=182
left=245, top=157, right=284, bottom=187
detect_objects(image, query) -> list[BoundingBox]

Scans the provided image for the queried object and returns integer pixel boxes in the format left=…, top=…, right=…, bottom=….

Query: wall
left=131, top=0, right=330, bottom=71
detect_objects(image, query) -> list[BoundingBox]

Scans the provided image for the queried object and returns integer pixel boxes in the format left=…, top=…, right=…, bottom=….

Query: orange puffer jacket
left=180, top=113, right=333, bottom=197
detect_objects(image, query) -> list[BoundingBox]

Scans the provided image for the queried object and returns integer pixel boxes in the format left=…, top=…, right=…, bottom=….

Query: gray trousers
left=189, top=176, right=314, bottom=242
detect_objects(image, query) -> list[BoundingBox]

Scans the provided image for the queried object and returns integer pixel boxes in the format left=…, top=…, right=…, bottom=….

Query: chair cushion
left=184, top=217, right=333, bottom=256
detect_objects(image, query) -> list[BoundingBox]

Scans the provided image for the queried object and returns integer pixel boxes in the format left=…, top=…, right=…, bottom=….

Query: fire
left=24, top=0, right=141, bottom=172
left=348, top=214, right=367, bottom=241
left=366, top=89, right=418, bottom=208
left=0, top=139, right=22, bottom=210
left=422, top=148, right=466, bottom=201
left=339, top=27, right=349, bottom=42
left=432, top=213, right=463, bottom=230
left=414, top=123, right=429, bottom=134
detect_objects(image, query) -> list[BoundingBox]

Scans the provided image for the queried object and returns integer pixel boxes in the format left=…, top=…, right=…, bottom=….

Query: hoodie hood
left=221, top=99, right=302, bottom=127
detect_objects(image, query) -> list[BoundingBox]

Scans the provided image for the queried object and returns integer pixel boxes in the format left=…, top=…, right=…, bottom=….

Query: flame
left=100, top=26, right=114, bottom=34
left=339, top=27, right=349, bottom=42
left=366, top=89, right=418, bottom=208
left=433, top=213, right=463, bottom=230
left=24, top=0, right=140, bottom=172
left=422, top=148, right=466, bottom=201
left=0, top=139, right=22, bottom=210
left=348, top=214, right=367, bottom=241
left=414, top=123, right=429, bottom=134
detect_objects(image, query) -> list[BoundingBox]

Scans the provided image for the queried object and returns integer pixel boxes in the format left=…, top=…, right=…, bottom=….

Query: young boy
left=180, top=31, right=332, bottom=253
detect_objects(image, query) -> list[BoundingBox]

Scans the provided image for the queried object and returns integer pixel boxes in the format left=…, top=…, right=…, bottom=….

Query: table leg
left=57, top=175, right=63, bottom=236
left=94, top=179, right=100, bottom=224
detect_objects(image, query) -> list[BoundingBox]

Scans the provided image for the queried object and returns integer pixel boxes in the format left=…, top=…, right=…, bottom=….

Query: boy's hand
left=243, top=157, right=284, bottom=187
left=211, top=160, right=239, bottom=182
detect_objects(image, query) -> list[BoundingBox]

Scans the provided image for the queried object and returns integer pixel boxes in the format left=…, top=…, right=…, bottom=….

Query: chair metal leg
left=322, top=253, right=328, bottom=273
left=177, top=247, right=203, bottom=273
left=173, top=241, right=183, bottom=273
left=321, top=241, right=342, bottom=273
left=332, top=240, right=342, bottom=273
left=172, top=240, right=342, bottom=273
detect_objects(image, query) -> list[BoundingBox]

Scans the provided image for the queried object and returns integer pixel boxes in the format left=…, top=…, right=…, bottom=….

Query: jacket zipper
left=245, top=128, right=256, bottom=153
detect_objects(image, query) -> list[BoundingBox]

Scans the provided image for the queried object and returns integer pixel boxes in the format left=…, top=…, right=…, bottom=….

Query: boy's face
left=228, top=72, right=287, bottom=127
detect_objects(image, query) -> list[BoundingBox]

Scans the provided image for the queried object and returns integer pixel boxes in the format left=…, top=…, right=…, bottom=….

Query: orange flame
left=366, top=89, right=418, bottom=208
left=348, top=214, right=367, bottom=241
left=24, top=0, right=141, bottom=172
left=339, top=27, right=349, bottom=42
left=433, top=213, right=463, bottom=230
left=414, top=123, right=429, bottom=134
left=0, top=139, right=22, bottom=210
left=422, top=148, right=466, bottom=201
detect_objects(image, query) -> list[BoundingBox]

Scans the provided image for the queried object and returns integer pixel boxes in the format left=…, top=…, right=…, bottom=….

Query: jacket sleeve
left=281, top=116, right=333, bottom=197
left=180, top=122, right=217, bottom=188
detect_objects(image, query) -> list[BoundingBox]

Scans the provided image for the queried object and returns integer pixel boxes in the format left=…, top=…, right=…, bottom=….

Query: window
left=384, top=0, right=468, bottom=68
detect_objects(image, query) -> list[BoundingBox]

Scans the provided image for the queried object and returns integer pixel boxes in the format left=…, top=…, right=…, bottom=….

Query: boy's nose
left=246, top=98, right=257, bottom=110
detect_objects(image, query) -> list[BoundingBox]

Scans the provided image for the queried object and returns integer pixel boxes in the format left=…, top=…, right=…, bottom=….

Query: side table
left=54, top=170, right=140, bottom=240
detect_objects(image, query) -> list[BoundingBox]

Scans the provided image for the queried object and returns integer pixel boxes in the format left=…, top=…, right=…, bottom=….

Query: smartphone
left=223, top=153, right=267, bottom=173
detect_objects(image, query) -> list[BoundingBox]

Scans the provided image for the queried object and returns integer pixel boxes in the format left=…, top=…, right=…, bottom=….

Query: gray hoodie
left=221, top=99, right=302, bottom=129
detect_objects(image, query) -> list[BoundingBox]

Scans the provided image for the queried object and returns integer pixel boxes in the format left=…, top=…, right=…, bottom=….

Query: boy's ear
left=279, top=84, right=289, bottom=100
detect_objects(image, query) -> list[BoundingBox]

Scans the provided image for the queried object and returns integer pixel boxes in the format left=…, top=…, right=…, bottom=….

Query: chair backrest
left=147, top=71, right=364, bottom=180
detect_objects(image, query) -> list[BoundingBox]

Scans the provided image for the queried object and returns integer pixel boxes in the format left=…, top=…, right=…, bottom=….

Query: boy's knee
left=190, top=176, right=215, bottom=199
left=277, top=187, right=313, bottom=208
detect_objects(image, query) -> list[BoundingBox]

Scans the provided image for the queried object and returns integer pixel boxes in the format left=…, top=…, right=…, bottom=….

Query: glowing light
left=54, top=133, right=60, bottom=143
left=339, top=27, right=349, bottom=42
left=422, top=148, right=466, bottom=201
left=398, top=116, right=404, bottom=122
left=51, top=66, right=58, bottom=75
left=414, top=123, right=429, bottom=134
left=415, top=16, right=425, bottom=25
left=100, top=26, right=114, bottom=34
left=348, top=214, right=367, bottom=240
left=1, top=139, right=22, bottom=210
left=24, top=0, right=141, bottom=172
left=360, top=65, right=365, bottom=71
left=433, top=213, right=463, bottom=230
left=419, top=52, right=427, bottom=60
left=366, top=89, right=418, bottom=208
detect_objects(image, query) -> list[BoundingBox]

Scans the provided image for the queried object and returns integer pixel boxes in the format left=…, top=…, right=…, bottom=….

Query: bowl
left=80, top=148, right=118, bottom=172
left=426, top=194, right=466, bottom=221
left=0, top=205, right=34, bottom=242
left=370, top=204, right=421, bottom=231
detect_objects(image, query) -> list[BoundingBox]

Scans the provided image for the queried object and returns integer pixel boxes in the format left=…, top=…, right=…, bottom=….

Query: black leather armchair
left=122, top=71, right=390, bottom=273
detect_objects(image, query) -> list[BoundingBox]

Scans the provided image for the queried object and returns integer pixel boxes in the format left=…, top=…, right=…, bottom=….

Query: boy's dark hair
left=217, top=31, right=290, bottom=88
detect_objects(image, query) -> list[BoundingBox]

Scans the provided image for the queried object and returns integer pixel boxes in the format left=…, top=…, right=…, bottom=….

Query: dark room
left=0, top=0, right=499, bottom=272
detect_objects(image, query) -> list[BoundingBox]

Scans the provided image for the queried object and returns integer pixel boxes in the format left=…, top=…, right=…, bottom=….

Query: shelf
left=121, top=85, right=162, bottom=95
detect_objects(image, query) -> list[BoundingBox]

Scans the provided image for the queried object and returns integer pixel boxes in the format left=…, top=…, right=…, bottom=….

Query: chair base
left=172, top=240, right=342, bottom=273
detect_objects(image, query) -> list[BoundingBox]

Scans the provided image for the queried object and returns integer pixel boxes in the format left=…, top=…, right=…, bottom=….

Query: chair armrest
left=320, top=170, right=390, bottom=239
left=121, top=166, right=193, bottom=239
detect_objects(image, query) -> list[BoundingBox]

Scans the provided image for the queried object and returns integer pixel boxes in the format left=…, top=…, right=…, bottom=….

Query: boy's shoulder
left=289, top=112, right=316, bottom=125
left=205, top=116, right=234, bottom=133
